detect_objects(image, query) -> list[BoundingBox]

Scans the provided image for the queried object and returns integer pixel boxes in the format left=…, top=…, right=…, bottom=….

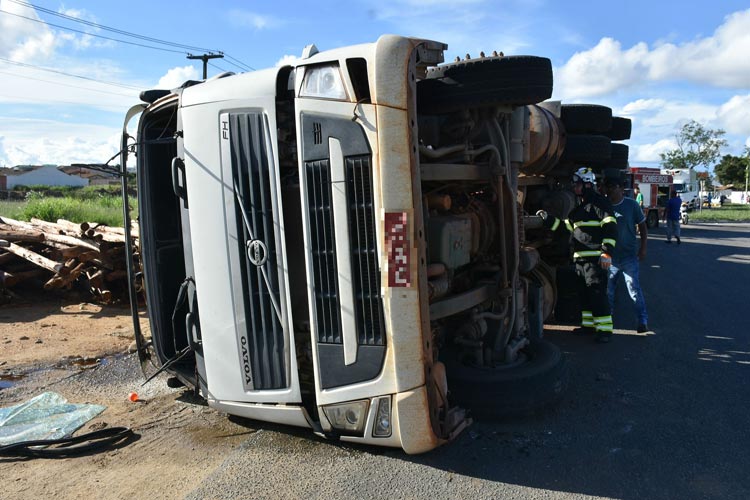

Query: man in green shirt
left=634, top=185, right=644, bottom=210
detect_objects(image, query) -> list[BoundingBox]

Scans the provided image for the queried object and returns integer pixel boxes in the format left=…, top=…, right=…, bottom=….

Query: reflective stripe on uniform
left=581, top=311, right=594, bottom=327
left=594, top=315, right=613, bottom=333
left=551, top=218, right=561, bottom=231
left=574, top=220, right=601, bottom=228
left=564, top=219, right=573, bottom=232
left=573, top=250, right=602, bottom=259
left=601, top=216, right=617, bottom=225
left=602, top=238, right=616, bottom=247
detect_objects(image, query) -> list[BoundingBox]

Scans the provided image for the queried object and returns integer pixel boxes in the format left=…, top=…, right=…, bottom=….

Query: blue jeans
left=665, top=219, right=680, bottom=240
left=607, top=256, right=648, bottom=326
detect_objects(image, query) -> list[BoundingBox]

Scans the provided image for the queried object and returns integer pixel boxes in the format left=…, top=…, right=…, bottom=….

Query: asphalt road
left=179, top=222, right=750, bottom=500
left=7, top=222, right=749, bottom=499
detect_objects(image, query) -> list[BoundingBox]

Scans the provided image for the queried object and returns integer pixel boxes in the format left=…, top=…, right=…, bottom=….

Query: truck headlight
left=323, top=400, right=369, bottom=434
left=300, top=63, right=347, bottom=100
left=372, top=396, right=392, bottom=437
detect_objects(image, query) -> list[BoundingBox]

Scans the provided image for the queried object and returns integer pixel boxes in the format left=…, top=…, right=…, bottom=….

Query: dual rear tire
left=444, top=340, right=569, bottom=420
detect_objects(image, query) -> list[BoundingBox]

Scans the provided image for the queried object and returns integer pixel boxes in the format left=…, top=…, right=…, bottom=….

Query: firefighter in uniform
left=538, top=167, right=617, bottom=342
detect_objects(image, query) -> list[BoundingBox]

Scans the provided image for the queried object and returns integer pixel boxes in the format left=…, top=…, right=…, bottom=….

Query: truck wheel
left=646, top=210, right=659, bottom=229
left=418, top=56, right=553, bottom=112
left=561, top=134, right=611, bottom=163
left=529, top=261, right=556, bottom=322
left=560, top=104, right=612, bottom=133
left=443, top=340, right=569, bottom=420
left=609, top=143, right=629, bottom=169
left=606, top=117, right=632, bottom=140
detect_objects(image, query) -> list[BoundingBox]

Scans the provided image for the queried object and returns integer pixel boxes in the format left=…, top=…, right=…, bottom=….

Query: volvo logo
left=246, top=239, right=268, bottom=267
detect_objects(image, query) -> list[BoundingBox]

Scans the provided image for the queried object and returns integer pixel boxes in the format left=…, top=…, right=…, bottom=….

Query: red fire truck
left=628, top=167, right=674, bottom=228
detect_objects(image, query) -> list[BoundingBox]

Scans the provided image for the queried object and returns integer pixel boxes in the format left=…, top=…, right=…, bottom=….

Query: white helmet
left=573, top=167, right=596, bottom=185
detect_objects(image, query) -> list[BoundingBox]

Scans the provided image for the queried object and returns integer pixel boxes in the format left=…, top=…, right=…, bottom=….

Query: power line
left=0, top=56, right=143, bottom=90
left=0, top=9, right=188, bottom=55
left=0, top=69, right=135, bottom=97
left=6, top=0, right=220, bottom=53
left=224, top=55, right=255, bottom=72
left=0, top=93, right=127, bottom=110
left=207, top=61, right=232, bottom=74
left=4, top=0, right=255, bottom=74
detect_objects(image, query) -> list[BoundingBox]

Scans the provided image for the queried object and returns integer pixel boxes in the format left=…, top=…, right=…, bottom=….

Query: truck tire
left=646, top=210, right=659, bottom=229
left=444, top=340, right=569, bottom=420
left=561, top=134, right=611, bottom=163
left=418, top=56, right=553, bottom=112
left=609, top=142, right=629, bottom=169
left=560, top=104, right=612, bottom=134
left=554, top=264, right=580, bottom=323
left=606, top=117, right=632, bottom=140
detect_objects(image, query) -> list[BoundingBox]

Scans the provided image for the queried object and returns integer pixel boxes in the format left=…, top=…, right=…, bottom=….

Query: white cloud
left=0, top=0, right=58, bottom=62
left=716, top=94, right=750, bottom=136
left=614, top=97, right=745, bottom=162
left=0, top=136, right=10, bottom=167
left=0, top=59, right=138, bottom=111
left=554, top=38, right=649, bottom=99
left=156, top=66, right=199, bottom=89
left=227, top=10, right=280, bottom=30
left=631, top=139, right=676, bottom=163
left=0, top=118, right=120, bottom=166
left=620, top=99, right=667, bottom=115
left=275, top=54, right=300, bottom=67
left=555, top=9, right=750, bottom=99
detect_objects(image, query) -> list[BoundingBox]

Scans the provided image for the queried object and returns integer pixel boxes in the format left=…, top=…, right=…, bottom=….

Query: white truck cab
left=121, top=35, right=627, bottom=453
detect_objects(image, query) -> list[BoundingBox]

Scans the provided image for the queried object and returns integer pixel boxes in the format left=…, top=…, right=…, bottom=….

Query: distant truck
left=661, top=168, right=699, bottom=210
left=120, top=35, right=632, bottom=453
left=629, top=167, right=673, bottom=228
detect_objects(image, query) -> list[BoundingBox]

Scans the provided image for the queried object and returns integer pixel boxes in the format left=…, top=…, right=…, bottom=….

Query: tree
left=713, top=154, right=749, bottom=188
left=659, top=120, right=728, bottom=172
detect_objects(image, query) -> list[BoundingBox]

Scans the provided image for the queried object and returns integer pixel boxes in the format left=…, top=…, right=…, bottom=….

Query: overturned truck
left=122, top=35, right=631, bottom=453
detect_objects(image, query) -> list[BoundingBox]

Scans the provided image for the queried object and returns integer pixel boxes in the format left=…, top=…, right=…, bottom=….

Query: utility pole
left=187, top=52, right=224, bottom=79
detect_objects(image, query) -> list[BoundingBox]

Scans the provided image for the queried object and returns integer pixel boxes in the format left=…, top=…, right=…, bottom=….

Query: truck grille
left=305, top=159, right=342, bottom=343
left=304, top=155, right=385, bottom=347
left=230, top=112, right=287, bottom=390
left=345, top=156, right=385, bottom=346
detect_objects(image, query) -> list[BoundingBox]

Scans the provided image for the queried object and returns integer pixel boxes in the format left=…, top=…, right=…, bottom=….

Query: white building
left=0, top=165, right=89, bottom=190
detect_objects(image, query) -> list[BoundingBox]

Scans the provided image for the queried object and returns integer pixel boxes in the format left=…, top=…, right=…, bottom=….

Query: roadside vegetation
left=0, top=185, right=135, bottom=226
left=690, top=203, right=750, bottom=222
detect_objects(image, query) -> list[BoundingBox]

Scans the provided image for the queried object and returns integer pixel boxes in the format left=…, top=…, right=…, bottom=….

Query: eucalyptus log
left=0, top=228, right=45, bottom=243
left=44, top=262, right=86, bottom=289
left=5, top=242, right=68, bottom=275
left=3, top=269, right=48, bottom=287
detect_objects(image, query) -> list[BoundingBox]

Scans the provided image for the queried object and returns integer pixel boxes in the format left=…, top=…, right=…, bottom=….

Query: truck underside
left=125, top=36, right=632, bottom=453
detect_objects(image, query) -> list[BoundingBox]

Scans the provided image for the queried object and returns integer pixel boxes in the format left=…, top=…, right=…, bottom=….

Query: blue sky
left=1, top=0, right=749, bottom=169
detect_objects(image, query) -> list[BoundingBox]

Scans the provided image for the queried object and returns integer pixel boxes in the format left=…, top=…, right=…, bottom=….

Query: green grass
left=0, top=200, right=27, bottom=219
left=0, top=192, right=136, bottom=226
left=690, top=204, right=750, bottom=222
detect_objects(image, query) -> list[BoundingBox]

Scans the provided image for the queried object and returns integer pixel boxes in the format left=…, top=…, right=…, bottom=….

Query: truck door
left=179, top=75, right=302, bottom=406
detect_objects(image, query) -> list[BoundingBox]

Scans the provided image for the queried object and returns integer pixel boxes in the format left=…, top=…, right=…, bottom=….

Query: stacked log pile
left=0, top=216, right=139, bottom=303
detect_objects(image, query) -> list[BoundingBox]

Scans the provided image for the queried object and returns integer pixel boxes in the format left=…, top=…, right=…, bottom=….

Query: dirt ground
left=0, top=295, right=254, bottom=500
left=0, top=298, right=134, bottom=369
